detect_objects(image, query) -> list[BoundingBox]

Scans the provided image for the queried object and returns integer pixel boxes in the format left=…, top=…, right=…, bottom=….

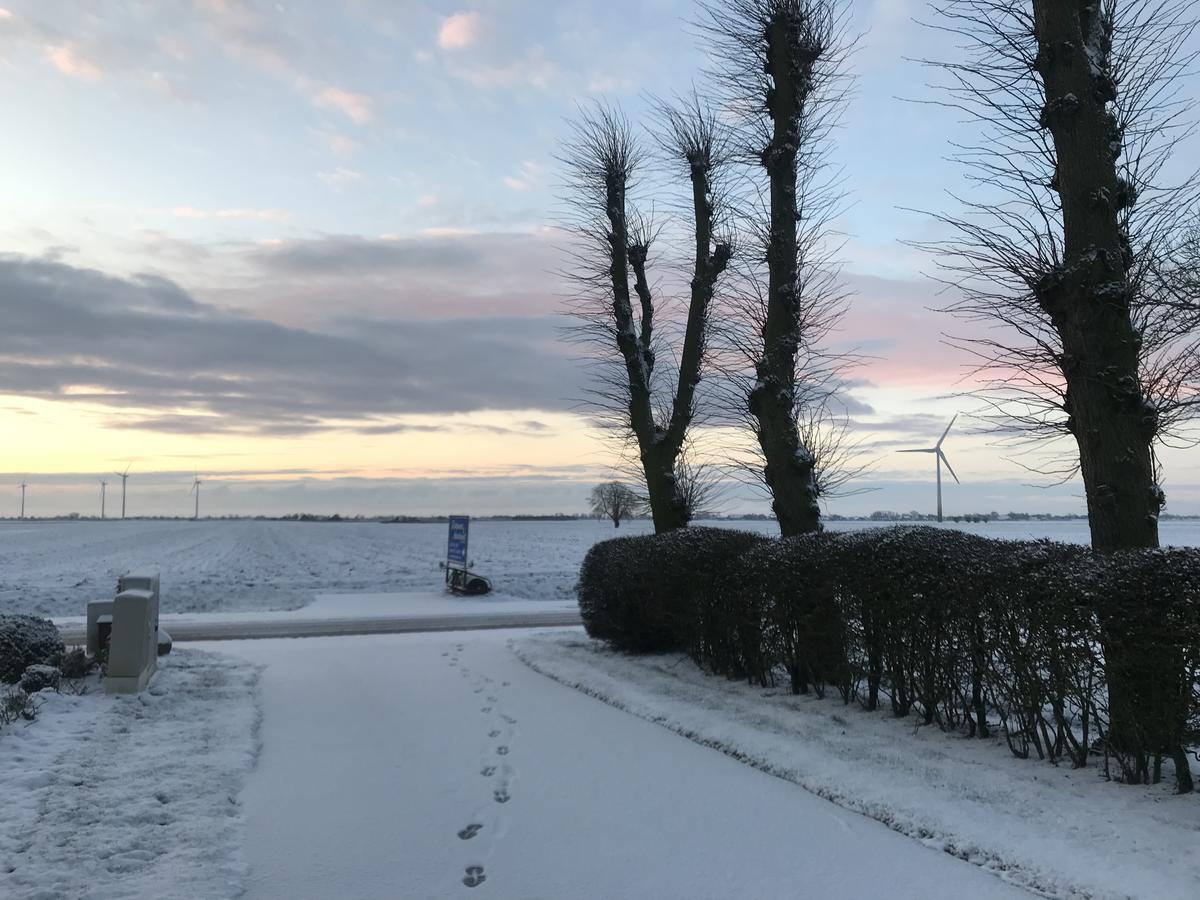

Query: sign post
left=444, top=515, right=491, bottom=595
left=447, top=514, right=469, bottom=572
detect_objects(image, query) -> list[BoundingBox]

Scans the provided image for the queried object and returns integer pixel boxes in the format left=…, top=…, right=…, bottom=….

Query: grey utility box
left=104, top=572, right=161, bottom=695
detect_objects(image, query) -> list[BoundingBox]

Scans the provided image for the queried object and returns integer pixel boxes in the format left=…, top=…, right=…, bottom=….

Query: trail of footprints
left=443, top=641, right=520, bottom=890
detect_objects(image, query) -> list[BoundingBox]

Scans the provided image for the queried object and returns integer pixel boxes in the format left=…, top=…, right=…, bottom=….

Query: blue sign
left=447, top=515, right=469, bottom=570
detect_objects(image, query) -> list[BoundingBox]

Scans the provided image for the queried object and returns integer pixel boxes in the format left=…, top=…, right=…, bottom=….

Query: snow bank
left=0, top=649, right=261, bottom=899
left=515, top=631, right=1200, bottom=900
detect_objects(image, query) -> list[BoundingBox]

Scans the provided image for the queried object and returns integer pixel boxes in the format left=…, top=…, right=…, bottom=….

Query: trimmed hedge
left=578, top=527, right=769, bottom=654
left=577, top=525, right=1200, bottom=792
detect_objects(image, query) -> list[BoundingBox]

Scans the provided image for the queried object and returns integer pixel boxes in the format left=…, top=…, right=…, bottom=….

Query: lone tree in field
left=700, top=0, right=855, bottom=537
left=923, top=0, right=1200, bottom=552
left=562, top=101, right=732, bottom=533
left=589, top=482, right=643, bottom=528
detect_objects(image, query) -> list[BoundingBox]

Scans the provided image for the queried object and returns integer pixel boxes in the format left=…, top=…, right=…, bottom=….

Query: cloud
left=451, top=46, right=556, bottom=89
left=326, top=133, right=358, bottom=156
left=438, top=12, right=483, bottom=50
left=171, top=207, right=289, bottom=221
left=318, top=166, right=363, bottom=186
left=0, top=254, right=583, bottom=436
left=418, top=194, right=439, bottom=207
left=314, top=86, right=374, bottom=124
left=44, top=43, right=103, bottom=80
left=502, top=161, right=542, bottom=192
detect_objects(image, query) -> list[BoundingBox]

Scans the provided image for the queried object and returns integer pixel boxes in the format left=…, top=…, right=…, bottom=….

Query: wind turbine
left=19, top=479, right=27, bottom=519
left=114, top=463, right=131, bottom=519
left=100, top=479, right=108, bottom=519
left=191, top=474, right=202, bottom=520
left=898, top=415, right=961, bottom=522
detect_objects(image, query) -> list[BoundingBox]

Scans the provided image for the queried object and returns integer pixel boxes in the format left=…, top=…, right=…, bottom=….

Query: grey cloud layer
left=0, top=255, right=580, bottom=434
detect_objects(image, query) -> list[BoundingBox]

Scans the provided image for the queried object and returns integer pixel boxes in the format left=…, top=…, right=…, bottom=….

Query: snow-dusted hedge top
left=577, top=526, right=1200, bottom=792
left=0, top=615, right=65, bottom=684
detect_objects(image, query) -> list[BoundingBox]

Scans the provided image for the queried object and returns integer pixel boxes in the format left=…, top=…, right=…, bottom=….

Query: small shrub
left=19, top=664, right=61, bottom=694
left=57, top=647, right=96, bottom=680
left=0, top=687, right=40, bottom=726
left=0, top=615, right=65, bottom=683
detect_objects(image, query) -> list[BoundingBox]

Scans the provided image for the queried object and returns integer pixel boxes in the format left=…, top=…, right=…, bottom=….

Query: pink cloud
left=315, top=87, right=374, bottom=125
left=326, top=133, right=359, bottom=156
left=438, top=12, right=483, bottom=50
left=418, top=194, right=440, bottom=207
left=502, top=161, right=542, bottom=192
left=44, top=44, right=103, bottom=81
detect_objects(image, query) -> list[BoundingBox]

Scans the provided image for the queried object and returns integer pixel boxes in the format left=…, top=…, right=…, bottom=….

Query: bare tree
left=561, top=100, right=733, bottom=533
left=700, top=0, right=856, bottom=537
left=919, top=0, right=1200, bottom=552
left=589, top=481, right=643, bottom=528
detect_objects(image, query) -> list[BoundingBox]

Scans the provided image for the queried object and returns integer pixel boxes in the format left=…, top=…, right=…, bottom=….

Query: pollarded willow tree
left=699, top=0, right=856, bottom=537
left=561, top=101, right=733, bottom=533
left=922, top=0, right=1200, bottom=552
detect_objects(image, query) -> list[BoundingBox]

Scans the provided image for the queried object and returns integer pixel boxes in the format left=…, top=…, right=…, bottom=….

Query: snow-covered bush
left=57, top=647, right=96, bottom=681
left=578, top=527, right=769, bottom=653
left=19, top=664, right=61, bottom=694
left=0, top=615, right=65, bottom=684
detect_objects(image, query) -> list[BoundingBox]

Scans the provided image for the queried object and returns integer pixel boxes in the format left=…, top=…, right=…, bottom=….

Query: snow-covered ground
left=5, top=518, right=1199, bottom=619
left=515, top=631, right=1200, bottom=900
left=211, top=629, right=1029, bottom=900
left=0, top=649, right=260, bottom=900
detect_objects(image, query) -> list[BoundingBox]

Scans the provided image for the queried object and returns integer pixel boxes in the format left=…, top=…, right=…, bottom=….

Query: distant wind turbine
left=898, top=415, right=961, bottom=522
left=114, top=463, right=131, bottom=519
left=19, top=478, right=27, bottom=519
left=100, top=479, right=108, bottom=519
left=191, top=475, right=202, bottom=520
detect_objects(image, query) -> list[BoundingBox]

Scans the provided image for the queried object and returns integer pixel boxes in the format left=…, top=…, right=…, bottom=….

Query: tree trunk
left=749, top=13, right=822, bottom=538
left=603, top=118, right=728, bottom=536
left=1031, top=0, right=1161, bottom=553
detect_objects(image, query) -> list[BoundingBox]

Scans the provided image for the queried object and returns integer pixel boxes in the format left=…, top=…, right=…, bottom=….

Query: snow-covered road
left=212, top=630, right=1030, bottom=899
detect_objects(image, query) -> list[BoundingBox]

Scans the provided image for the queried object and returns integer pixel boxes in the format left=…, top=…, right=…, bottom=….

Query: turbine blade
left=939, top=450, right=961, bottom=484
left=896, top=448, right=936, bottom=454
left=936, top=414, right=958, bottom=449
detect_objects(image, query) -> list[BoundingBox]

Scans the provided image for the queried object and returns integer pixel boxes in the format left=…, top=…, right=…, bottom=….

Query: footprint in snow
left=496, top=746, right=509, bottom=756
left=501, top=715, right=517, bottom=726
left=457, top=824, right=482, bottom=840
left=463, top=866, right=486, bottom=888
left=493, top=788, right=510, bottom=804
left=481, top=707, right=492, bottom=714
left=488, top=729, right=500, bottom=738
left=481, top=766, right=496, bottom=777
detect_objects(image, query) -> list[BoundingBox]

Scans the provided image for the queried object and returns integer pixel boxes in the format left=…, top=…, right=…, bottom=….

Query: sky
left=0, top=0, right=1197, bottom=519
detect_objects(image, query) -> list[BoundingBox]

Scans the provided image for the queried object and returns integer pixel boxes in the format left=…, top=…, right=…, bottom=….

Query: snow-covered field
left=0, top=649, right=260, bottom=900
left=516, top=631, right=1200, bottom=900
left=5, top=518, right=1199, bottom=619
